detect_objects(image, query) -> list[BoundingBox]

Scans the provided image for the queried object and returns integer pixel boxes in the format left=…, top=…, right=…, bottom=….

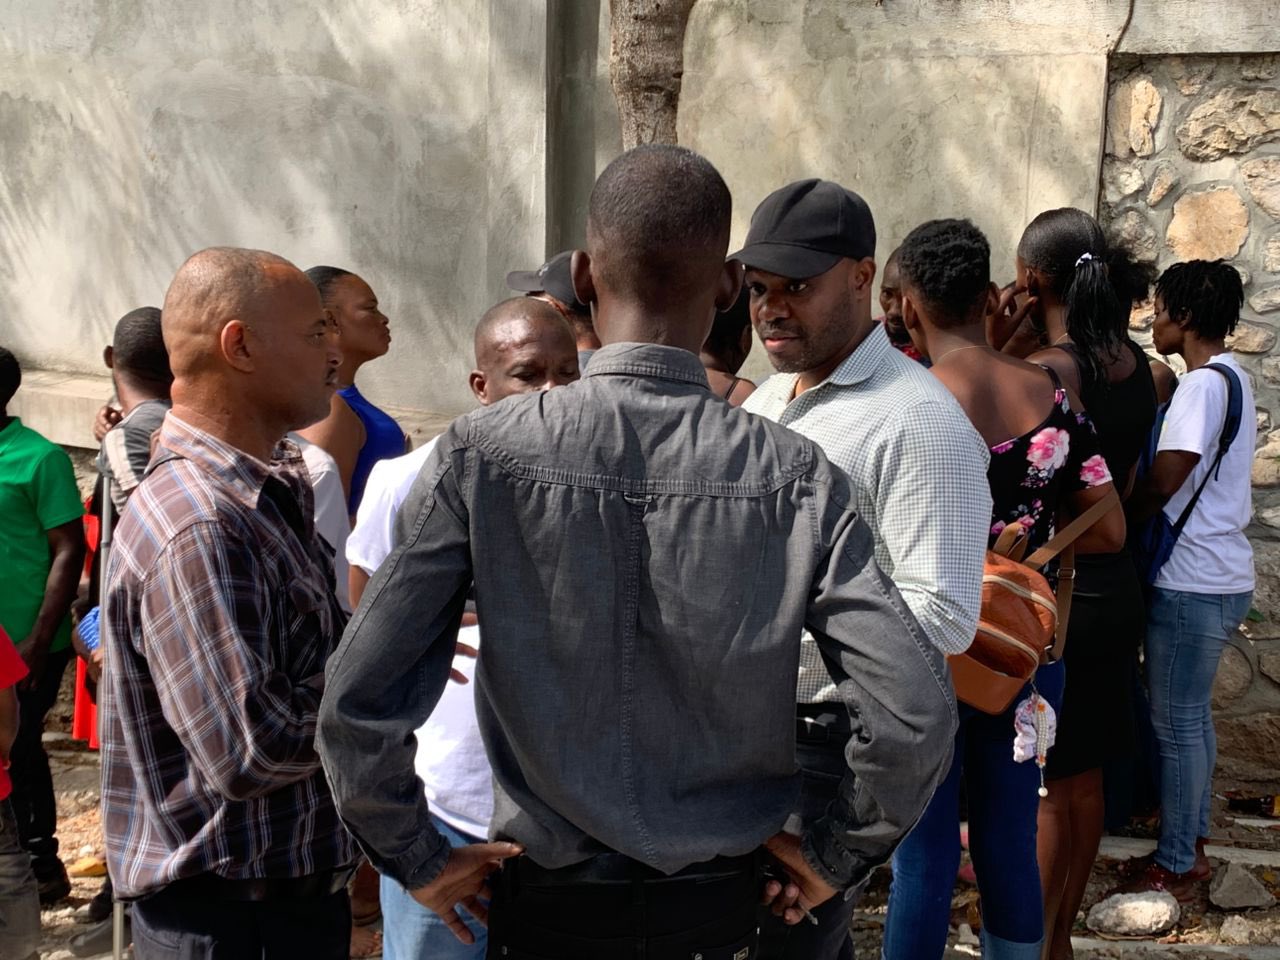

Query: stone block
left=1104, top=161, right=1145, bottom=202
left=1109, top=75, right=1163, bottom=158
left=1220, top=914, right=1273, bottom=945
left=1261, top=650, right=1280, bottom=685
left=1215, top=712, right=1280, bottom=772
left=1212, top=641, right=1254, bottom=708
left=1267, top=235, right=1280, bottom=273
left=1259, top=408, right=1273, bottom=434
left=1114, top=209, right=1160, bottom=263
left=1244, top=157, right=1280, bottom=221
left=1146, top=160, right=1180, bottom=205
left=1253, top=442, right=1280, bottom=486
left=1176, top=86, right=1280, bottom=161
left=1228, top=321, right=1276, bottom=354
left=1210, top=863, right=1277, bottom=910
left=1086, top=891, right=1179, bottom=937
left=1168, top=57, right=1215, bottom=95
left=1236, top=263, right=1253, bottom=287
left=1166, top=187, right=1250, bottom=261
left=1242, top=55, right=1279, bottom=82
left=1252, top=286, right=1280, bottom=314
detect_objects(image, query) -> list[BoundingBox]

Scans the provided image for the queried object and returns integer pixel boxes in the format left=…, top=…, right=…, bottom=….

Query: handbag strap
left=1024, top=488, right=1121, bottom=662
left=1024, top=488, right=1121, bottom=570
left=1167, top=362, right=1244, bottom=540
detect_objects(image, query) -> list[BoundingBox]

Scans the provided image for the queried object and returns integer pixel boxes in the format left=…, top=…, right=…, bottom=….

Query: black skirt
left=1045, top=550, right=1146, bottom=780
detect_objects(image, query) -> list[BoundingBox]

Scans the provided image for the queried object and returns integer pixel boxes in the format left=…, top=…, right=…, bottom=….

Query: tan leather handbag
left=949, top=490, right=1120, bottom=715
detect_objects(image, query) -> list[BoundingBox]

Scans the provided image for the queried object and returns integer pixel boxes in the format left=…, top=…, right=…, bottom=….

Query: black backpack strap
left=1169, top=363, right=1243, bottom=537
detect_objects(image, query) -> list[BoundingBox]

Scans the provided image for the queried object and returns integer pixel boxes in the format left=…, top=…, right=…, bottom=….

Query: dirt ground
left=32, top=670, right=1280, bottom=959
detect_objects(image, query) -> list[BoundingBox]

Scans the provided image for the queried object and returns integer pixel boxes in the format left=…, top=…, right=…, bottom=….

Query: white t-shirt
left=1154, top=353, right=1255, bottom=595
left=346, top=438, right=493, bottom=839
left=290, top=434, right=352, bottom=613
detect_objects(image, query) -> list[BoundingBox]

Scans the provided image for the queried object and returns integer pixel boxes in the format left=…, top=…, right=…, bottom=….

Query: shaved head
left=162, top=247, right=305, bottom=378
left=160, top=246, right=339, bottom=446
left=469, top=297, right=578, bottom=405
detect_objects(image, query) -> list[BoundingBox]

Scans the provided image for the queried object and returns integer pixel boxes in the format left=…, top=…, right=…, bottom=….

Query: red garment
left=72, top=658, right=99, bottom=750
left=0, top=627, right=31, bottom=801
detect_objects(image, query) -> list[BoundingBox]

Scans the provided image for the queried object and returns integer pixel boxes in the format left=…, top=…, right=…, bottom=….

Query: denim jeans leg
left=0, top=798, right=42, bottom=959
left=1146, top=588, right=1251, bottom=874
left=381, top=814, right=486, bottom=960
left=881, top=718, right=964, bottom=960
left=966, top=693, right=1045, bottom=955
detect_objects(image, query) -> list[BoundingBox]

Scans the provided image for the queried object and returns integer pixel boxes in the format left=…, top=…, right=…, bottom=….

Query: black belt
left=156, top=867, right=355, bottom=902
left=509, top=851, right=758, bottom=887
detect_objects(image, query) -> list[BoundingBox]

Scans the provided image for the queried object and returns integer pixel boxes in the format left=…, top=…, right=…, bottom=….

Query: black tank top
left=1054, top=340, right=1157, bottom=486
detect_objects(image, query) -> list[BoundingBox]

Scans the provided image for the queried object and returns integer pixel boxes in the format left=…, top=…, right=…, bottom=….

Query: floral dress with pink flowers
left=987, top=367, right=1112, bottom=554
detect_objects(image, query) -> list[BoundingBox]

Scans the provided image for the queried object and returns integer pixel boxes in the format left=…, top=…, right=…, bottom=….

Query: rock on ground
left=1087, top=891, right=1181, bottom=937
left=1209, top=862, right=1278, bottom=910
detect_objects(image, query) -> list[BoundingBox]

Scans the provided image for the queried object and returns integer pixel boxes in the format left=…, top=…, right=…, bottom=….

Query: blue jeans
left=381, top=815, right=486, bottom=960
left=1145, top=587, right=1252, bottom=874
left=0, top=798, right=40, bottom=959
left=883, top=662, right=1063, bottom=960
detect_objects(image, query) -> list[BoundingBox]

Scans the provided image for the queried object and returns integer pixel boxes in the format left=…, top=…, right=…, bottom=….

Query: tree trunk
left=608, top=0, right=698, bottom=149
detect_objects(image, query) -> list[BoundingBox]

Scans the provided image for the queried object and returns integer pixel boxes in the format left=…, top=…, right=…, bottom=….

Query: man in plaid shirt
left=100, top=247, right=355, bottom=959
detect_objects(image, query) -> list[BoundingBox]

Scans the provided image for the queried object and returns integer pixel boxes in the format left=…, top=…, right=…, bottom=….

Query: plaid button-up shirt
left=744, top=325, right=992, bottom=700
left=101, top=413, right=355, bottom=899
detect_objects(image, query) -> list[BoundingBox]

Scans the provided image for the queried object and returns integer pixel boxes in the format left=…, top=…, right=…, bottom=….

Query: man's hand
left=93, top=403, right=122, bottom=443
left=761, top=832, right=838, bottom=925
left=449, top=611, right=480, bottom=685
left=409, top=842, right=523, bottom=944
left=15, top=635, right=49, bottom=691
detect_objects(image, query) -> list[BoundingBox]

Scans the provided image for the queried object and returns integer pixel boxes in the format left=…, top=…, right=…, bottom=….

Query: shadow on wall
left=0, top=0, right=539, bottom=416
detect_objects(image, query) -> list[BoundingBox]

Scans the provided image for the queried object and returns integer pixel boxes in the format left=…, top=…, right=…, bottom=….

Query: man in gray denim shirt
left=317, top=145, right=957, bottom=959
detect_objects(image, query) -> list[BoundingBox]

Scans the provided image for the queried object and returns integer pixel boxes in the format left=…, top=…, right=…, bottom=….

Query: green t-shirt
left=0, top=418, right=85, bottom=653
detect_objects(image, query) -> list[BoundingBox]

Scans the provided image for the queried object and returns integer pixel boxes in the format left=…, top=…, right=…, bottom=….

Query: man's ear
left=851, top=257, right=877, bottom=296
left=220, top=319, right=254, bottom=373
left=1025, top=268, right=1044, bottom=297
left=102, top=345, right=114, bottom=370
left=985, top=282, right=1002, bottom=317
left=715, top=259, right=744, bottom=311
left=468, top=370, right=489, bottom=406
left=570, top=250, right=596, bottom=308
left=901, top=292, right=922, bottom=333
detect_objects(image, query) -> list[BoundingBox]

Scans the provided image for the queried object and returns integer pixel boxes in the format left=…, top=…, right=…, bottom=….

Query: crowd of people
left=0, top=143, right=1257, bottom=960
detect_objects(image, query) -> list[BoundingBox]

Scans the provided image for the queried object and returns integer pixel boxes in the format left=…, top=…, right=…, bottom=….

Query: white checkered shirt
left=743, top=325, right=991, bottom=702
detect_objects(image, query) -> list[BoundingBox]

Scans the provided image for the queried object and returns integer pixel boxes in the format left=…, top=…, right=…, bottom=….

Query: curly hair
left=1155, top=260, right=1244, bottom=341
left=895, top=218, right=990, bottom=327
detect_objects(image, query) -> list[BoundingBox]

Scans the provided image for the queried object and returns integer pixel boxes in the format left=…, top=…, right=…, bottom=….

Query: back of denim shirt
left=319, top=342, right=956, bottom=891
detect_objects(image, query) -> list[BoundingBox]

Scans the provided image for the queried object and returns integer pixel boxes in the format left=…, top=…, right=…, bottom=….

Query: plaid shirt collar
left=150, top=412, right=306, bottom=512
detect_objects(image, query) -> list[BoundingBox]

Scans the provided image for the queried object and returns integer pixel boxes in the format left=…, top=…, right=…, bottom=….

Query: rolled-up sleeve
left=317, top=427, right=473, bottom=889
left=800, top=468, right=958, bottom=891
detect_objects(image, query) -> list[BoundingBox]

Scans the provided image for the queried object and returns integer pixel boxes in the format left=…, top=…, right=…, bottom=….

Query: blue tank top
left=338, top=383, right=405, bottom=513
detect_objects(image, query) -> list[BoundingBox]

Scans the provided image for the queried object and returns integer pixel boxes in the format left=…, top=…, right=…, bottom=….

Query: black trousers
left=131, top=883, right=351, bottom=959
left=9, top=648, right=71, bottom=870
left=757, top=707, right=856, bottom=960
left=487, top=853, right=760, bottom=960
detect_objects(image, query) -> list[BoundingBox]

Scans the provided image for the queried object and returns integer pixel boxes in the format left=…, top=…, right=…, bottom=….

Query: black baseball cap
left=730, top=179, right=876, bottom=279
left=505, top=251, right=590, bottom=317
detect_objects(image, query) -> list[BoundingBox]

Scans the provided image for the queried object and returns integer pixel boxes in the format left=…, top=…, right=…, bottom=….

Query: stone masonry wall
left=1101, top=53, right=1280, bottom=787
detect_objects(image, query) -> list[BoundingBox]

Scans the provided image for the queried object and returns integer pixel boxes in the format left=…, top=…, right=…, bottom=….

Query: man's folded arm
left=317, top=433, right=473, bottom=889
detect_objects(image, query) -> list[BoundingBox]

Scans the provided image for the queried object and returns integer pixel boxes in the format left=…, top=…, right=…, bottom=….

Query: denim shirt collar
left=582, top=343, right=710, bottom=390
left=150, top=412, right=305, bottom=511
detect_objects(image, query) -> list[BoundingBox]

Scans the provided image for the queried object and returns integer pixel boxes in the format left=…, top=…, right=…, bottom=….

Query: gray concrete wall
left=5, top=0, right=1280, bottom=432
left=0, top=0, right=546, bottom=427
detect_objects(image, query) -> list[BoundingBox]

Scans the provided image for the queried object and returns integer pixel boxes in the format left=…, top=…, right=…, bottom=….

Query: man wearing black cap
left=738, top=180, right=991, bottom=960
left=507, top=252, right=601, bottom=370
